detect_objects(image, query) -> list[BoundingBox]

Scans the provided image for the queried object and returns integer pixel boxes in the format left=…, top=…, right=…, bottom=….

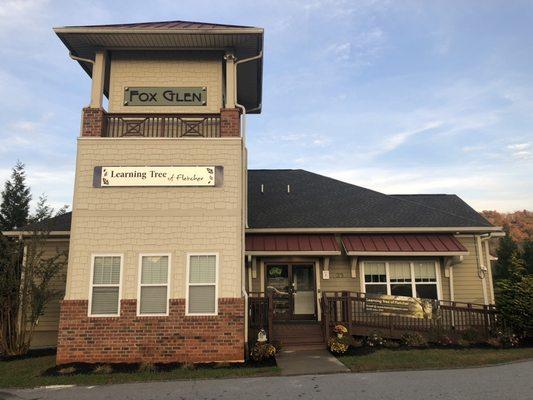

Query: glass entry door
left=266, top=263, right=316, bottom=320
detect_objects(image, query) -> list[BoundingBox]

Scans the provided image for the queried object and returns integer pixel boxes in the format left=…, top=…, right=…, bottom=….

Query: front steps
left=272, top=321, right=325, bottom=351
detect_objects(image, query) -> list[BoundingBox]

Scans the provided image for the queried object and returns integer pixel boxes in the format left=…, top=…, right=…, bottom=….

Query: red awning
left=245, top=234, right=341, bottom=255
left=341, top=234, right=468, bottom=256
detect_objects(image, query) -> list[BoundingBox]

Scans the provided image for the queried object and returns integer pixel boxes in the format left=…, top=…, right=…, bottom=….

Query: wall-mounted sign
left=124, top=87, right=207, bottom=106
left=93, top=166, right=221, bottom=187
left=364, top=294, right=434, bottom=319
left=322, top=270, right=330, bottom=280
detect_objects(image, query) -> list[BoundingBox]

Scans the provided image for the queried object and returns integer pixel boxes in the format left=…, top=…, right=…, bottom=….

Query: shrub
left=328, top=337, right=349, bottom=354
left=486, top=337, right=502, bottom=349
left=457, top=339, right=471, bottom=348
left=493, top=330, right=520, bottom=348
left=250, top=342, right=276, bottom=362
left=437, top=334, right=455, bottom=347
left=400, top=332, right=428, bottom=348
left=57, top=366, right=77, bottom=375
left=365, top=332, right=386, bottom=348
left=93, top=364, right=113, bottom=374
left=138, top=362, right=157, bottom=373
left=383, top=340, right=400, bottom=349
left=496, top=253, right=533, bottom=337
left=461, top=328, right=484, bottom=344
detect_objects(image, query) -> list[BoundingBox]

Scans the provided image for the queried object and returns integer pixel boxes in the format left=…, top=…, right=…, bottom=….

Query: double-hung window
left=138, top=254, right=170, bottom=315
left=187, top=254, right=218, bottom=315
left=90, top=255, right=122, bottom=316
left=363, top=260, right=440, bottom=300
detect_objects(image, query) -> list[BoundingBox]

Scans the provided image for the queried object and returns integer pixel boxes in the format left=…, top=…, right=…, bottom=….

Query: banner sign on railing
left=93, top=166, right=222, bottom=187
left=365, top=294, right=434, bottom=319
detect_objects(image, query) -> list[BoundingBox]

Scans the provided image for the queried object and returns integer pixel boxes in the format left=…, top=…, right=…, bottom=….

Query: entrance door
left=265, top=263, right=316, bottom=321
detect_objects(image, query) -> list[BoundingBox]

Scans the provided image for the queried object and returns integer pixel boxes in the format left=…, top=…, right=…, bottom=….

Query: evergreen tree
left=494, top=229, right=518, bottom=280
left=0, top=161, right=31, bottom=231
left=522, top=239, right=533, bottom=276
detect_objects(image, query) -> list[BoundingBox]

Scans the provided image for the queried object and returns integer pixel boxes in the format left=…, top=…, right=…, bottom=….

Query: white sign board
left=100, top=166, right=215, bottom=187
left=322, top=270, right=330, bottom=280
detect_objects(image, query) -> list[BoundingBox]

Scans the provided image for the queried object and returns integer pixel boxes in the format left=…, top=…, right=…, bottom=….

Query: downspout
left=475, top=235, right=489, bottom=305
left=68, top=52, right=94, bottom=65
left=232, top=50, right=263, bottom=349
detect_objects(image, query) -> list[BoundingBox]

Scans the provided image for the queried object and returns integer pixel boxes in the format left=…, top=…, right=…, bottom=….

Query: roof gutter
left=246, top=226, right=504, bottom=234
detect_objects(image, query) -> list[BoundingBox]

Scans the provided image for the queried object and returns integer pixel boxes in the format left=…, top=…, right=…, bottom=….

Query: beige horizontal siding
left=30, top=240, right=69, bottom=348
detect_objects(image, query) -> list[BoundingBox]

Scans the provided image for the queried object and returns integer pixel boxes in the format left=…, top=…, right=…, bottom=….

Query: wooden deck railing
left=103, top=113, right=221, bottom=138
left=322, top=291, right=498, bottom=339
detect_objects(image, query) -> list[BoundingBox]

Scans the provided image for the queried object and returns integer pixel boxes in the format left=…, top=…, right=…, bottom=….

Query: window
left=90, top=255, right=122, bottom=316
left=364, top=262, right=387, bottom=295
left=138, top=254, right=170, bottom=315
left=187, top=254, right=218, bottom=315
left=363, top=260, right=440, bottom=300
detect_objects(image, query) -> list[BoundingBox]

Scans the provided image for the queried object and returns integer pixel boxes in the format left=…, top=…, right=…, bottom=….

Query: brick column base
left=220, top=108, right=241, bottom=137
left=56, top=298, right=245, bottom=365
left=81, top=107, right=107, bottom=137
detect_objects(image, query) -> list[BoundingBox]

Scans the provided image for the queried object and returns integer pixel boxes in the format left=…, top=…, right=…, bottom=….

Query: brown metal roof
left=342, top=234, right=469, bottom=255
left=60, top=20, right=257, bottom=30
left=246, top=234, right=341, bottom=255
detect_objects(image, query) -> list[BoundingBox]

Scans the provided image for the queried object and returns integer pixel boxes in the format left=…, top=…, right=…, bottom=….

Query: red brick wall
left=56, top=298, right=245, bottom=365
left=81, top=107, right=107, bottom=137
left=220, top=108, right=241, bottom=137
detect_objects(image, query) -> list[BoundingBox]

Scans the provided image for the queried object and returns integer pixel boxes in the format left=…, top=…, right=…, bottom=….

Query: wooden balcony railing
left=322, top=291, right=498, bottom=340
left=103, top=113, right=221, bottom=138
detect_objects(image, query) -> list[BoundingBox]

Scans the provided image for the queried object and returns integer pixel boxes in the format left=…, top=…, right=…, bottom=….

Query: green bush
left=496, top=253, right=533, bottom=337
left=400, top=332, right=428, bottom=348
left=365, top=332, right=386, bottom=348
left=461, top=328, right=484, bottom=344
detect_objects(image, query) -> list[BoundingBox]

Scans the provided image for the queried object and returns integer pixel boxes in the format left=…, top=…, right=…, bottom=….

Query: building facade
left=4, top=20, right=503, bottom=364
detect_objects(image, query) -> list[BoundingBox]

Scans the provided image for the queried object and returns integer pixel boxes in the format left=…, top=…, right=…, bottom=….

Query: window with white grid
left=90, top=255, right=122, bottom=316
left=187, top=254, right=218, bottom=315
left=138, top=255, right=170, bottom=315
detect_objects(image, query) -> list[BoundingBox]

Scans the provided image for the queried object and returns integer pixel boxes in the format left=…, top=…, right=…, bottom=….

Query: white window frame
left=137, top=253, right=172, bottom=317
left=88, top=253, right=123, bottom=317
left=186, top=252, right=219, bottom=316
left=362, top=259, right=442, bottom=300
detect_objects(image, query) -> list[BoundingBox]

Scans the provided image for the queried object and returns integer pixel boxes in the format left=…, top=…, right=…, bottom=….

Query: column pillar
left=90, top=50, right=106, bottom=108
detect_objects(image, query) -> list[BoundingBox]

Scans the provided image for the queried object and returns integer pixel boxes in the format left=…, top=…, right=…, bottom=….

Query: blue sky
left=0, top=0, right=532, bottom=212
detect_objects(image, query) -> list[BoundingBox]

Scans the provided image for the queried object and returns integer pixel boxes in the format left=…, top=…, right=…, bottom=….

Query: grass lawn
left=0, top=351, right=280, bottom=389
left=338, top=347, right=533, bottom=372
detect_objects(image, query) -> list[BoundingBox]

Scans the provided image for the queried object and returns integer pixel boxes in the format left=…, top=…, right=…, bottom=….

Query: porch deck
left=248, top=291, right=498, bottom=345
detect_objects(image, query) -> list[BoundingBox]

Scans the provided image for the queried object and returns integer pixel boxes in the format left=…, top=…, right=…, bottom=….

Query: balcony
left=104, top=113, right=221, bottom=138
left=81, top=108, right=240, bottom=138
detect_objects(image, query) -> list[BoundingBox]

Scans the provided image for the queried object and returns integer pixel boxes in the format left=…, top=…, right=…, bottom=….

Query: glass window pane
left=93, top=256, right=121, bottom=285
left=189, top=255, right=216, bottom=284
left=389, top=262, right=411, bottom=282
left=416, top=284, right=438, bottom=299
left=141, top=256, right=168, bottom=284
left=91, top=287, right=119, bottom=315
left=391, top=284, right=413, bottom=297
left=365, top=284, right=387, bottom=295
left=414, top=261, right=436, bottom=282
left=364, top=262, right=386, bottom=283
left=188, top=285, right=216, bottom=314
left=140, top=286, right=167, bottom=314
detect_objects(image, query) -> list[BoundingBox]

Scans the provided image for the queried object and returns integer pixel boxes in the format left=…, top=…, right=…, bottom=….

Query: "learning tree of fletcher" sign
left=95, top=166, right=216, bottom=187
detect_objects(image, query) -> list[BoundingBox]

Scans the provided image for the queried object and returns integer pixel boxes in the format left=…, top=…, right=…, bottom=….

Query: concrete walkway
left=276, top=349, right=349, bottom=375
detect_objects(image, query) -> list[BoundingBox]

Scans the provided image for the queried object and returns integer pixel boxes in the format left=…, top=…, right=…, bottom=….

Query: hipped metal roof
left=54, top=20, right=264, bottom=113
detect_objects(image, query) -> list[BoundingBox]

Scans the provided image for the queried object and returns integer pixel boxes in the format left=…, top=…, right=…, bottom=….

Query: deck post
left=267, top=291, right=273, bottom=342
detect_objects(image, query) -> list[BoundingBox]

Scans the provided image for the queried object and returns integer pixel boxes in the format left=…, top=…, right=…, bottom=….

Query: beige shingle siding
left=108, top=51, right=223, bottom=114
left=66, top=138, right=244, bottom=301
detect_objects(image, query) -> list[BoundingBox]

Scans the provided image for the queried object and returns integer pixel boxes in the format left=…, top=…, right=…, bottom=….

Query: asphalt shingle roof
left=14, top=169, right=492, bottom=232
left=248, top=170, right=492, bottom=229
